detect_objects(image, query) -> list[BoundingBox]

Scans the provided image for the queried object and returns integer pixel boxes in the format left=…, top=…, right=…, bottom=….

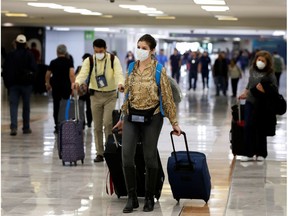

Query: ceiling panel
left=1, top=0, right=287, bottom=31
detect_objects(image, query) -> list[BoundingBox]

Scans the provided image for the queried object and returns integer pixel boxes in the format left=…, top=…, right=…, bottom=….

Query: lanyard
left=94, top=56, right=107, bottom=76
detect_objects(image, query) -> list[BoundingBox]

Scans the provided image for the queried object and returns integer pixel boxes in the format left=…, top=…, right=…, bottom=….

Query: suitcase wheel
left=175, top=198, right=180, bottom=202
left=74, top=161, right=77, bottom=166
left=117, top=195, right=121, bottom=199
left=81, top=159, right=84, bottom=164
left=70, top=162, right=73, bottom=166
left=62, top=161, right=65, bottom=166
left=205, top=199, right=209, bottom=203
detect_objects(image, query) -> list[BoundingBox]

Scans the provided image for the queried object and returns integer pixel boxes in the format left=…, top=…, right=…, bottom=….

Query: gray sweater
left=246, top=69, right=277, bottom=104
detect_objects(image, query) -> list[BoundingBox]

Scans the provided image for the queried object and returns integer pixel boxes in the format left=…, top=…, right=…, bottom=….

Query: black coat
left=250, top=79, right=278, bottom=136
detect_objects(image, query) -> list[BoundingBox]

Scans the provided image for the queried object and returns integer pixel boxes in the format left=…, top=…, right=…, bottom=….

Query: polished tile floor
left=1, top=70, right=287, bottom=216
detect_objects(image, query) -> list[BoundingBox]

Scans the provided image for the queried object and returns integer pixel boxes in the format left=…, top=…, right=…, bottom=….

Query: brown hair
left=252, top=50, right=274, bottom=73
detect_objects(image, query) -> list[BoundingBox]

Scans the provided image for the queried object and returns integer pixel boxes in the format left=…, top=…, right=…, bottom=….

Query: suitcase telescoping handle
left=72, top=89, right=80, bottom=121
left=170, top=131, right=193, bottom=167
left=65, top=90, right=80, bottom=121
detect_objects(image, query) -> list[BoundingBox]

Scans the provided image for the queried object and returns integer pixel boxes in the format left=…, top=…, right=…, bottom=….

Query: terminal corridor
left=1, top=70, right=287, bottom=216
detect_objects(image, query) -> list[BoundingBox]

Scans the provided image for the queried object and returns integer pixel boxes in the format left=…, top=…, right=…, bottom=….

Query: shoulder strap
left=110, top=53, right=115, bottom=69
left=86, top=56, right=93, bottom=85
left=128, top=61, right=135, bottom=75
left=155, top=63, right=165, bottom=116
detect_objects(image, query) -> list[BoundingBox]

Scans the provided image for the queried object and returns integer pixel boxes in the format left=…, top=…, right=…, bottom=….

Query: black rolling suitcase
left=229, top=100, right=247, bottom=156
left=104, top=130, right=164, bottom=200
left=58, top=91, right=85, bottom=166
left=167, top=131, right=211, bottom=203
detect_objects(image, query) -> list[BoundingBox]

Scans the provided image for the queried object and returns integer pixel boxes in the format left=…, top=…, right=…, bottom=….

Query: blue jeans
left=9, top=85, right=33, bottom=130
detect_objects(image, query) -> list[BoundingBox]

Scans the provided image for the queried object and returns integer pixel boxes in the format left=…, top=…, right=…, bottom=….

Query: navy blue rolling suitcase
left=167, top=131, right=211, bottom=203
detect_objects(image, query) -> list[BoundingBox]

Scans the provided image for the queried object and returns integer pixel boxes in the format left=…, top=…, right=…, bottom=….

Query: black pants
left=52, top=91, right=70, bottom=131
left=231, top=78, right=239, bottom=97
left=188, top=71, right=197, bottom=90
left=122, top=113, right=163, bottom=169
left=244, top=101, right=267, bottom=158
left=172, top=68, right=180, bottom=84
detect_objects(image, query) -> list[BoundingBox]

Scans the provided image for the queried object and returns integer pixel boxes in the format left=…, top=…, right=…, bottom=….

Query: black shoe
left=87, top=123, right=92, bottom=128
left=123, top=196, right=139, bottom=213
left=94, top=155, right=104, bottom=162
left=23, top=128, right=32, bottom=134
left=143, top=197, right=155, bottom=212
left=54, top=129, right=58, bottom=134
left=10, top=128, right=17, bottom=136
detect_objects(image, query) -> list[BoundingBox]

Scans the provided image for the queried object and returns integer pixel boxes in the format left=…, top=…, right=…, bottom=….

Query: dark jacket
left=250, top=79, right=278, bottom=136
left=2, top=47, right=37, bottom=88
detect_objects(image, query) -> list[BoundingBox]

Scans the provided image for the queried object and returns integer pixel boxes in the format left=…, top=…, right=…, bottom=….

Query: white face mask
left=95, top=53, right=105, bottom=60
left=136, top=48, right=150, bottom=62
left=256, top=60, right=266, bottom=70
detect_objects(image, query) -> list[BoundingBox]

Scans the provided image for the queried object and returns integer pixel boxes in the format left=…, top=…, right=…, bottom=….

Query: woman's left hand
left=256, top=83, right=265, bottom=93
left=172, top=125, right=181, bottom=136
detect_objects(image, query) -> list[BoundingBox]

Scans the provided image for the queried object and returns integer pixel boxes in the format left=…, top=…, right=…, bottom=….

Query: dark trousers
left=9, top=85, right=33, bottom=130
left=188, top=71, right=197, bottom=90
left=275, top=72, right=282, bottom=88
left=214, top=76, right=226, bottom=95
left=52, top=91, right=70, bottom=131
left=201, top=71, right=209, bottom=89
left=79, top=94, right=92, bottom=126
left=244, top=101, right=267, bottom=158
left=122, top=113, right=163, bottom=169
left=172, top=68, right=180, bottom=84
left=231, top=78, right=239, bottom=97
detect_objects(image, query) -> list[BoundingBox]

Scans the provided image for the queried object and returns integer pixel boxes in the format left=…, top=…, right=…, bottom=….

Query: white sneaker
left=240, top=156, right=254, bottom=162
left=256, top=156, right=265, bottom=161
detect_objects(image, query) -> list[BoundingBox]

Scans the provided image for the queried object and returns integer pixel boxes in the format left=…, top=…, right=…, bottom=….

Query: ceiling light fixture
left=194, top=0, right=226, bottom=5
left=215, top=15, right=238, bottom=21
left=155, top=16, right=176, bottom=20
left=5, top=13, right=28, bottom=17
left=201, top=6, right=229, bottom=11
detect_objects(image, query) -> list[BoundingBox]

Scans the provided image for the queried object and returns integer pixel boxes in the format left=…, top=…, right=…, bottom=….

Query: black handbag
left=128, top=104, right=159, bottom=125
left=275, top=94, right=287, bottom=115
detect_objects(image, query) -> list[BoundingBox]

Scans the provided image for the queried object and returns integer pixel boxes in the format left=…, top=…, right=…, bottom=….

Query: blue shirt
left=156, top=54, right=168, bottom=66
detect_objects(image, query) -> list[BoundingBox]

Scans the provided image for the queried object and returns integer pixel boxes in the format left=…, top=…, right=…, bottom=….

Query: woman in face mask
left=238, top=50, right=278, bottom=162
left=113, top=34, right=181, bottom=213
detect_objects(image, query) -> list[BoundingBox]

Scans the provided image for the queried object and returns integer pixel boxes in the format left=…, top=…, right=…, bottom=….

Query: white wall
left=45, top=30, right=85, bottom=68
left=45, top=30, right=128, bottom=71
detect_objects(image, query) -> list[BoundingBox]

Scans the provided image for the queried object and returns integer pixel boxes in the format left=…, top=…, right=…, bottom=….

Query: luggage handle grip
left=170, top=131, right=193, bottom=167
left=112, top=128, right=121, bottom=147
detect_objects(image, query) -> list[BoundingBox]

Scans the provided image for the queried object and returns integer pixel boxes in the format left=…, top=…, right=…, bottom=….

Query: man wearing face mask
left=72, top=39, right=125, bottom=163
left=238, top=50, right=277, bottom=162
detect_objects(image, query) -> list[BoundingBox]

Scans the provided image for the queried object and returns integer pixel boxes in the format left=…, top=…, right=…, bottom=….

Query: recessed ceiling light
left=3, top=23, right=14, bottom=26
left=194, top=0, right=226, bottom=5
left=155, top=16, right=176, bottom=20
left=119, top=5, right=147, bottom=9
left=201, top=6, right=229, bottom=11
left=215, top=15, right=238, bottom=21
left=53, top=27, right=70, bottom=31
left=5, top=13, right=28, bottom=17
left=139, top=10, right=163, bottom=14
left=81, top=11, right=102, bottom=16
